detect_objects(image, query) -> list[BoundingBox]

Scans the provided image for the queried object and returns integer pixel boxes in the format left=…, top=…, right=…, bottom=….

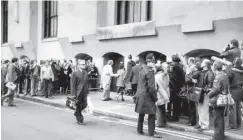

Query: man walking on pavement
left=1, top=57, right=19, bottom=106
left=71, top=57, right=89, bottom=125
left=133, top=53, right=161, bottom=138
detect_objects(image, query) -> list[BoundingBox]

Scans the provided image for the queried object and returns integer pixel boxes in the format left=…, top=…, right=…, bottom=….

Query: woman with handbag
left=208, top=61, right=231, bottom=140
left=155, top=63, right=170, bottom=127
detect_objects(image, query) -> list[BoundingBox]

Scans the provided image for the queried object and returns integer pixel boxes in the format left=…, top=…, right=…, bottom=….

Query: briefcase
left=188, top=87, right=203, bottom=103
left=66, top=96, right=77, bottom=110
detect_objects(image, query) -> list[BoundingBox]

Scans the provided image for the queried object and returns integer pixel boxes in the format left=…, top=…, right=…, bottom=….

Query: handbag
left=188, top=86, right=203, bottom=103
left=216, top=92, right=235, bottom=107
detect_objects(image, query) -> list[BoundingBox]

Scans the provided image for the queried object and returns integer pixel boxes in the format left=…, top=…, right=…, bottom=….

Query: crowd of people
left=99, top=39, right=243, bottom=139
left=1, top=57, right=99, bottom=101
left=1, top=39, right=243, bottom=140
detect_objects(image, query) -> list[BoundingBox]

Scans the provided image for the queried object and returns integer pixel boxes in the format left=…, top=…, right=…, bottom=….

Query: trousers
left=31, top=77, right=39, bottom=96
left=157, top=105, right=166, bottom=127
left=43, top=79, right=53, bottom=98
left=137, top=114, right=155, bottom=136
left=229, top=100, right=242, bottom=129
left=198, top=94, right=209, bottom=129
left=213, top=106, right=225, bottom=140
left=132, top=84, right=138, bottom=95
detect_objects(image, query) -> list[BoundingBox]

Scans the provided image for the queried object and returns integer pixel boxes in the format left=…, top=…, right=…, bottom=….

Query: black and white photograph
left=1, top=0, right=243, bottom=140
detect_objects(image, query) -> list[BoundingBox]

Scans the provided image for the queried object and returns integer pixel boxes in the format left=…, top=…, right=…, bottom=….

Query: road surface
left=1, top=100, right=209, bottom=140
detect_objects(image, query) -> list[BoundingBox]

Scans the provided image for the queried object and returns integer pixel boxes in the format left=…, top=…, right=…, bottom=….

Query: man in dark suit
left=134, top=53, right=161, bottom=138
left=168, top=55, right=185, bottom=122
left=130, top=58, right=142, bottom=96
left=71, top=57, right=89, bottom=125
left=1, top=57, right=19, bottom=106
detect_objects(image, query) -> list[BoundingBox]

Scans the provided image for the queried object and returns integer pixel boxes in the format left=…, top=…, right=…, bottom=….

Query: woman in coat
left=155, top=63, right=170, bottom=127
left=115, top=63, right=126, bottom=101
left=208, top=61, right=229, bottom=140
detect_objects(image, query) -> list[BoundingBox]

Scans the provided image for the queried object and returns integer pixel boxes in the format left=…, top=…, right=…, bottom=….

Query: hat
left=128, top=54, right=132, bottom=59
left=233, top=57, right=243, bottom=67
left=201, top=59, right=211, bottom=68
left=172, top=55, right=181, bottom=63
left=214, top=61, right=223, bottom=71
left=146, top=53, right=155, bottom=61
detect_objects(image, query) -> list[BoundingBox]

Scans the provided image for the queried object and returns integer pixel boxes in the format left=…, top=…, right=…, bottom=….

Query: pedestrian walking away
left=71, top=57, right=89, bottom=125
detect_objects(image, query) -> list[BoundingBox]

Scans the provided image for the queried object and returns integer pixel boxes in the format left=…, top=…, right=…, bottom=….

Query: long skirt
left=229, top=100, right=242, bottom=129
left=198, top=94, right=210, bottom=129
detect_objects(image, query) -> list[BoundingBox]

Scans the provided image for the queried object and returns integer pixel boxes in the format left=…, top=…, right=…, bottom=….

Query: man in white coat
left=101, top=60, right=118, bottom=101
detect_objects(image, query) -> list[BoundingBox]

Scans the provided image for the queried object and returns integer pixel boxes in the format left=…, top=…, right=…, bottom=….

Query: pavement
left=2, top=100, right=210, bottom=140
left=11, top=91, right=243, bottom=140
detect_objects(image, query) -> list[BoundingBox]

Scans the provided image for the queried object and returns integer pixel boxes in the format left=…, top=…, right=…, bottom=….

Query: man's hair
left=11, top=57, right=18, bottom=63
left=107, top=60, right=113, bottom=65
left=230, top=39, right=239, bottom=48
left=188, top=57, right=195, bottom=64
left=69, top=60, right=73, bottom=63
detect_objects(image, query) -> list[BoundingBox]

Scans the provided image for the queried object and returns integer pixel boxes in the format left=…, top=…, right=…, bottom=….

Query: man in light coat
left=101, top=60, right=118, bottom=101
left=1, top=57, right=19, bottom=106
left=134, top=53, right=161, bottom=138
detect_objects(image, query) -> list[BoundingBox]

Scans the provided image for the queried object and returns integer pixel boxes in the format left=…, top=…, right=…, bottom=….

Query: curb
left=17, top=95, right=243, bottom=140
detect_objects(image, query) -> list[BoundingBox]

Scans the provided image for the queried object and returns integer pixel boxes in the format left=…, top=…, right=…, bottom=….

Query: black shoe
left=103, top=98, right=109, bottom=101
left=137, top=131, right=144, bottom=135
left=194, top=125, right=200, bottom=129
left=152, top=132, right=161, bottom=138
left=121, top=99, right=125, bottom=101
left=8, top=104, right=17, bottom=107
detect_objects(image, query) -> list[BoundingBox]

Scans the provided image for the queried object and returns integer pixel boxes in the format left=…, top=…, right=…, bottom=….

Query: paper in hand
left=6, top=82, right=17, bottom=90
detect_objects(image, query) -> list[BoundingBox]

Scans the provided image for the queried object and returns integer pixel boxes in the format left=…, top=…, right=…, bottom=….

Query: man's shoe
left=152, top=132, right=162, bottom=138
left=194, top=125, right=200, bottom=129
left=137, top=131, right=144, bottom=135
left=198, top=127, right=208, bottom=132
left=8, top=104, right=17, bottom=107
left=77, top=121, right=86, bottom=125
left=121, top=99, right=125, bottom=101
left=102, top=98, right=109, bottom=101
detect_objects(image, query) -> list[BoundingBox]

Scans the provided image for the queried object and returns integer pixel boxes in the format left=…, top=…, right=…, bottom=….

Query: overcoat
left=71, top=69, right=89, bottom=110
left=6, top=63, right=18, bottom=83
left=116, top=69, right=125, bottom=87
left=134, top=65, right=158, bottom=114
left=130, top=64, right=142, bottom=85
left=155, top=71, right=170, bottom=106
left=227, top=66, right=243, bottom=101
